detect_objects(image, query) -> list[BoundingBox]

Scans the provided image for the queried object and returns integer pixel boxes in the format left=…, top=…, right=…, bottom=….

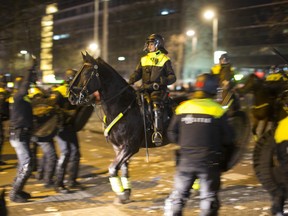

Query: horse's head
left=68, top=52, right=101, bottom=105
left=239, top=73, right=262, bottom=93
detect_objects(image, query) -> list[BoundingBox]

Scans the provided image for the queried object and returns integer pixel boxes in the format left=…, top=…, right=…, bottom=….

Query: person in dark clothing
left=164, top=73, right=235, bottom=216
left=51, top=69, right=81, bottom=194
left=28, top=85, right=58, bottom=188
left=271, top=90, right=288, bottom=216
left=0, top=75, right=9, bottom=165
left=9, top=66, right=37, bottom=203
left=129, top=33, right=176, bottom=145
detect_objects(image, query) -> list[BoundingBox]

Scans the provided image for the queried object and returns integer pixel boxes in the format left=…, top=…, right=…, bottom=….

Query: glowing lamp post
left=203, top=9, right=218, bottom=56
left=186, top=29, right=197, bottom=55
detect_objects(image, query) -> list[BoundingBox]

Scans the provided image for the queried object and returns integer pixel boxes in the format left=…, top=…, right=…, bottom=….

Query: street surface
left=0, top=109, right=286, bottom=216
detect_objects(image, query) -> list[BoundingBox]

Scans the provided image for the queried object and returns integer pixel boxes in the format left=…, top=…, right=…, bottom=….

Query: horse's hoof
left=123, top=189, right=131, bottom=200
left=113, top=193, right=131, bottom=205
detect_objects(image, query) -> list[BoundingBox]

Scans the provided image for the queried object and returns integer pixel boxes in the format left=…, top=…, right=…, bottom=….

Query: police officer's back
left=164, top=73, right=235, bottom=216
left=9, top=65, right=37, bottom=203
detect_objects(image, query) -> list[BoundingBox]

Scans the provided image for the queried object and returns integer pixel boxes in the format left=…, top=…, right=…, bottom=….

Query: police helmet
left=65, top=69, right=77, bottom=83
left=194, top=73, right=219, bottom=96
left=143, top=34, right=168, bottom=54
left=219, top=53, right=230, bottom=65
left=28, top=85, right=43, bottom=99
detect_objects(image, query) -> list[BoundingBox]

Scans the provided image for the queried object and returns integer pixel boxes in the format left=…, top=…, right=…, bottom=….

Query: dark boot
left=55, top=185, right=70, bottom=194
left=19, top=191, right=31, bottom=199
left=271, top=194, right=285, bottom=216
left=54, top=156, right=69, bottom=194
left=152, top=108, right=163, bottom=146
left=67, top=160, right=83, bottom=190
left=10, top=163, right=32, bottom=203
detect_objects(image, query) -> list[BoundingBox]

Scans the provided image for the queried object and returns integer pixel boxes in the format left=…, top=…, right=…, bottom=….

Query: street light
left=203, top=9, right=218, bottom=56
left=19, top=50, right=29, bottom=66
left=88, top=42, right=100, bottom=57
left=186, top=30, right=197, bottom=55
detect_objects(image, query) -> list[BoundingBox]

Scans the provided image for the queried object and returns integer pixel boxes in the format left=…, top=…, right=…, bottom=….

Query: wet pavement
left=0, top=111, right=286, bottom=216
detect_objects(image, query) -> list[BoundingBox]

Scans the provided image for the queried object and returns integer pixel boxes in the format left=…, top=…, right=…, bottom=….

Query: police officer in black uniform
left=51, top=69, right=81, bottom=194
left=164, top=73, right=235, bottom=216
left=9, top=66, right=37, bottom=203
left=129, top=33, right=176, bottom=145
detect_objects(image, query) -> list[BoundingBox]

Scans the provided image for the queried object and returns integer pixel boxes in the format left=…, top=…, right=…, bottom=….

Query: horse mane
left=94, top=57, right=128, bottom=85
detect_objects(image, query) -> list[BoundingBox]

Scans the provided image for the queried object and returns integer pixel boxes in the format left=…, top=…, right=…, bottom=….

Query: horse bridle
left=69, top=62, right=101, bottom=105
left=70, top=61, right=131, bottom=104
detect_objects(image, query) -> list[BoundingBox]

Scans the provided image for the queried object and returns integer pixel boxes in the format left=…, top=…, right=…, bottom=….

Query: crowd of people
left=0, top=62, right=88, bottom=203
left=0, top=33, right=287, bottom=216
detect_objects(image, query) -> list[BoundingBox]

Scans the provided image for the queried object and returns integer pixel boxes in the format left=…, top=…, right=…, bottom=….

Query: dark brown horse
left=237, top=74, right=275, bottom=140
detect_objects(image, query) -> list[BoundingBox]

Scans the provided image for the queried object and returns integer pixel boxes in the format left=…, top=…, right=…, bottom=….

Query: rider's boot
left=152, top=108, right=163, bottom=146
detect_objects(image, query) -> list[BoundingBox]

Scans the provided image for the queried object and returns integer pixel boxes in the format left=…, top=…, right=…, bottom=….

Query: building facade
left=1, top=0, right=288, bottom=82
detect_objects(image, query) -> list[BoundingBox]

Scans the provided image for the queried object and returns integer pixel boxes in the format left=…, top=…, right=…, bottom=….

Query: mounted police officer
left=211, top=53, right=234, bottom=90
left=51, top=69, right=81, bottom=194
left=211, top=53, right=240, bottom=112
left=265, top=65, right=288, bottom=98
left=9, top=63, right=37, bottom=203
left=164, top=73, right=235, bottom=216
left=128, top=33, right=176, bottom=145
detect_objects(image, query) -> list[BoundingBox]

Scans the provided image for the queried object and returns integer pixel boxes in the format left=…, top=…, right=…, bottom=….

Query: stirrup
left=152, top=131, right=163, bottom=146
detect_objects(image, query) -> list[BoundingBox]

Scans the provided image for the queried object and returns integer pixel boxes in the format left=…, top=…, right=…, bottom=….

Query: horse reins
left=76, top=62, right=136, bottom=139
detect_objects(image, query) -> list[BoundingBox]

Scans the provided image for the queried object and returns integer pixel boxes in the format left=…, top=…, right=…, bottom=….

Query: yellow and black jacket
left=50, top=83, right=77, bottom=126
left=168, top=98, right=235, bottom=171
left=211, top=63, right=234, bottom=86
left=129, top=50, right=176, bottom=89
left=264, top=72, right=288, bottom=97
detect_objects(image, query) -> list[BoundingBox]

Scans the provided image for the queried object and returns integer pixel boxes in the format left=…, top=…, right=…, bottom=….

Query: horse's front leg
left=108, top=144, right=134, bottom=204
left=120, top=161, right=131, bottom=200
left=108, top=161, right=131, bottom=197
